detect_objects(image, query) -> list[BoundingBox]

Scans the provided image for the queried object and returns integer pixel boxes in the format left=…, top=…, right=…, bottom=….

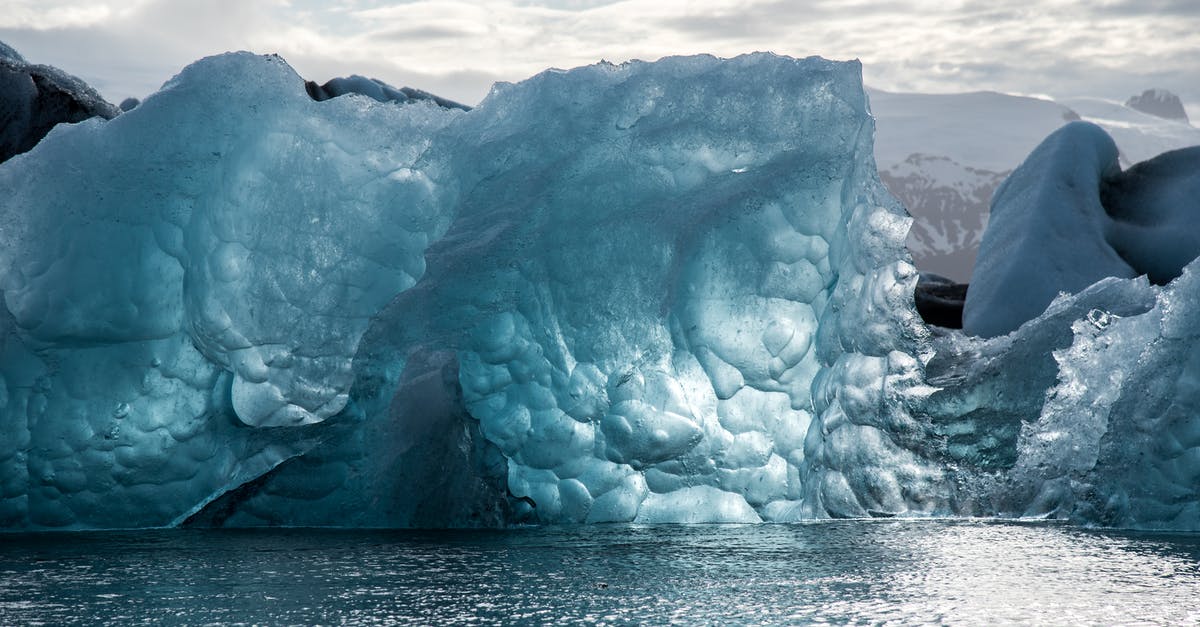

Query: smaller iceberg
left=928, top=120, right=1200, bottom=530
left=0, top=46, right=119, bottom=163
left=964, top=122, right=1200, bottom=338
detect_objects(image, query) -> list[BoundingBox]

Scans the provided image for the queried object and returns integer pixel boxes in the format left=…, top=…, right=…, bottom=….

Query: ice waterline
left=0, top=51, right=1197, bottom=531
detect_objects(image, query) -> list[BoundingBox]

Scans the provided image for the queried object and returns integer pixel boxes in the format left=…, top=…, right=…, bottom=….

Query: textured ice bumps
left=0, top=51, right=934, bottom=527
left=401, top=54, right=935, bottom=523
left=0, top=52, right=459, bottom=428
left=0, top=52, right=462, bottom=527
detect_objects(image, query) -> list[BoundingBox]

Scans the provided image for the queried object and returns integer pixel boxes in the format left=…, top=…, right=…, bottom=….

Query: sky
left=1, top=0, right=1198, bottom=118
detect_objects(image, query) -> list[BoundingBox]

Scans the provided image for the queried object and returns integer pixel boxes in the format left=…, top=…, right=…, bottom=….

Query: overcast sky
left=1, top=0, right=1197, bottom=117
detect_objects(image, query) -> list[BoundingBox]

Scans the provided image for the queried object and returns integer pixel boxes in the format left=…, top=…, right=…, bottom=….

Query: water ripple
left=1, top=520, right=1198, bottom=625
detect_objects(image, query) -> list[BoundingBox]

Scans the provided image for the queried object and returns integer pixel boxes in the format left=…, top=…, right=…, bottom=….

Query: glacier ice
left=0, top=49, right=120, bottom=163
left=198, top=52, right=938, bottom=527
left=0, top=41, right=23, bottom=62
left=964, top=121, right=1200, bottom=338
left=918, top=122, right=1200, bottom=529
left=305, top=74, right=471, bottom=111
left=2, top=47, right=1200, bottom=531
left=921, top=265, right=1200, bottom=529
left=1104, top=145, right=1200, bottom=284
left=0, top=52, right=464, bottom=528
left=0, top=50, right=939, bottom=528
left=964, top=122, right=1137, bottom=338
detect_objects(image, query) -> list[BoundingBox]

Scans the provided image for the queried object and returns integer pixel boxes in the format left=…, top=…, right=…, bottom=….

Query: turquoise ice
left=3, top=49, right=1198, bottom=531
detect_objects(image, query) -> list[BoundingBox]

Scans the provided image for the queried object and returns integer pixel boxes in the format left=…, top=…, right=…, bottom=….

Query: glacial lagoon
left=3, top=520, right=1199, bottom=625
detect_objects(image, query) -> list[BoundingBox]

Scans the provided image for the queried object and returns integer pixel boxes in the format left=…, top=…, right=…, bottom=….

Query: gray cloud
left=0, top=0, right=1196, bottom=116
left=376, top=25, right=478, bottom=41
left=1092, top=0, right=1200, bottom=17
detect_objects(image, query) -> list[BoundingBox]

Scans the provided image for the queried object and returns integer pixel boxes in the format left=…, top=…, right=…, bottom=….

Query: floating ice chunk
left=1104, top=146, right=1200, bottom=284
left=0, top=51, right=934, bottom=528
left=305, top=74, right=471, bottom=110
left=965, top=122, right=1200, bottom=338
left=359, top=53, right=932, bottom=524
left=0, top=51, right=464, bottom=527
left=0, top=52, right=462, bottom=429
left=964, top=122, right=1136, bottom=338
left=0, top=41, right=119, bottom=163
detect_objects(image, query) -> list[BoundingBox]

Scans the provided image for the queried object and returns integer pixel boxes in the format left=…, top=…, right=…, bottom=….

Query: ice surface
left=0, top=45, right=120, bottom=163
left=0, top=51, right=938, bottom=528
left=1104, top=146, right=1200, bottom=284
left=923, top=123, right=1200, bottom=529
left=0, top=51, right=463, bottom=527
left=4, top=48, right=1199, bottom=531
left=234, top=53, right=936, bottom=526
left=1, top=53, right=460, bottom=429
left=921, top=265, right=1200, bottom=529
left=0, top=41, right=23, bottom=62
left=965, top=122, right=1200, bottom=337
left=306, top=75, right=470, bottom=110
left=963, top=123, right=1136, bottom=337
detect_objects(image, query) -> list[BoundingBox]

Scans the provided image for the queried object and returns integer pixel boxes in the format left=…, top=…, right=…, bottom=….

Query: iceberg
left=923, top=267, right=1200, bottom=529
left=305, top=74, right=471, bottom=111
left=963, top=122, right=1137, bottom=337
left=925, top=123, right=1200, bottom=529
left=964, top=122, right=1200, bottom=337
left=0, top=48, right=120, bottom=164
left=2, top=46, right=1198, bottom=531
left=0, top=50, right=936, bottom=528
left=0, top=52, right=463, bottom=528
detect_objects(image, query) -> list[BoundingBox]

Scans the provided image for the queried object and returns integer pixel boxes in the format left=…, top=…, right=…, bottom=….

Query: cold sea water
left=1, top=520, right=1198, bottom=625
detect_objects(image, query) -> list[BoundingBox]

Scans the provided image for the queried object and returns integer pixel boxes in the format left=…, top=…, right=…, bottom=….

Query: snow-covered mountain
left=871, top=88, right=1200, bottom=281
left=1125, top=88, right=1189, bottom=123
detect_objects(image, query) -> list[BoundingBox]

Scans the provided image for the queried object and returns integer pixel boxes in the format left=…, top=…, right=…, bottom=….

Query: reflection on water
left=2, top=520, right=1199, bottom=625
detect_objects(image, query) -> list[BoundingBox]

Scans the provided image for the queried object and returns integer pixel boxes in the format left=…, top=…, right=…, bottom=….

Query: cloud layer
left=2, top=0, right=1198, bottom=117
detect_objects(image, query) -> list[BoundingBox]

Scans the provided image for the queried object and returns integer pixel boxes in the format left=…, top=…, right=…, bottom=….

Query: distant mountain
left=870, top=89, right=1200, bottom=282
left=1125, top=88, right=1189, bottom=123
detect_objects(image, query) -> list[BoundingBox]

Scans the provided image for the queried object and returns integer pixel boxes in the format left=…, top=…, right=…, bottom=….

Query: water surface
left=2, top=520, right=1198, bottom=625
